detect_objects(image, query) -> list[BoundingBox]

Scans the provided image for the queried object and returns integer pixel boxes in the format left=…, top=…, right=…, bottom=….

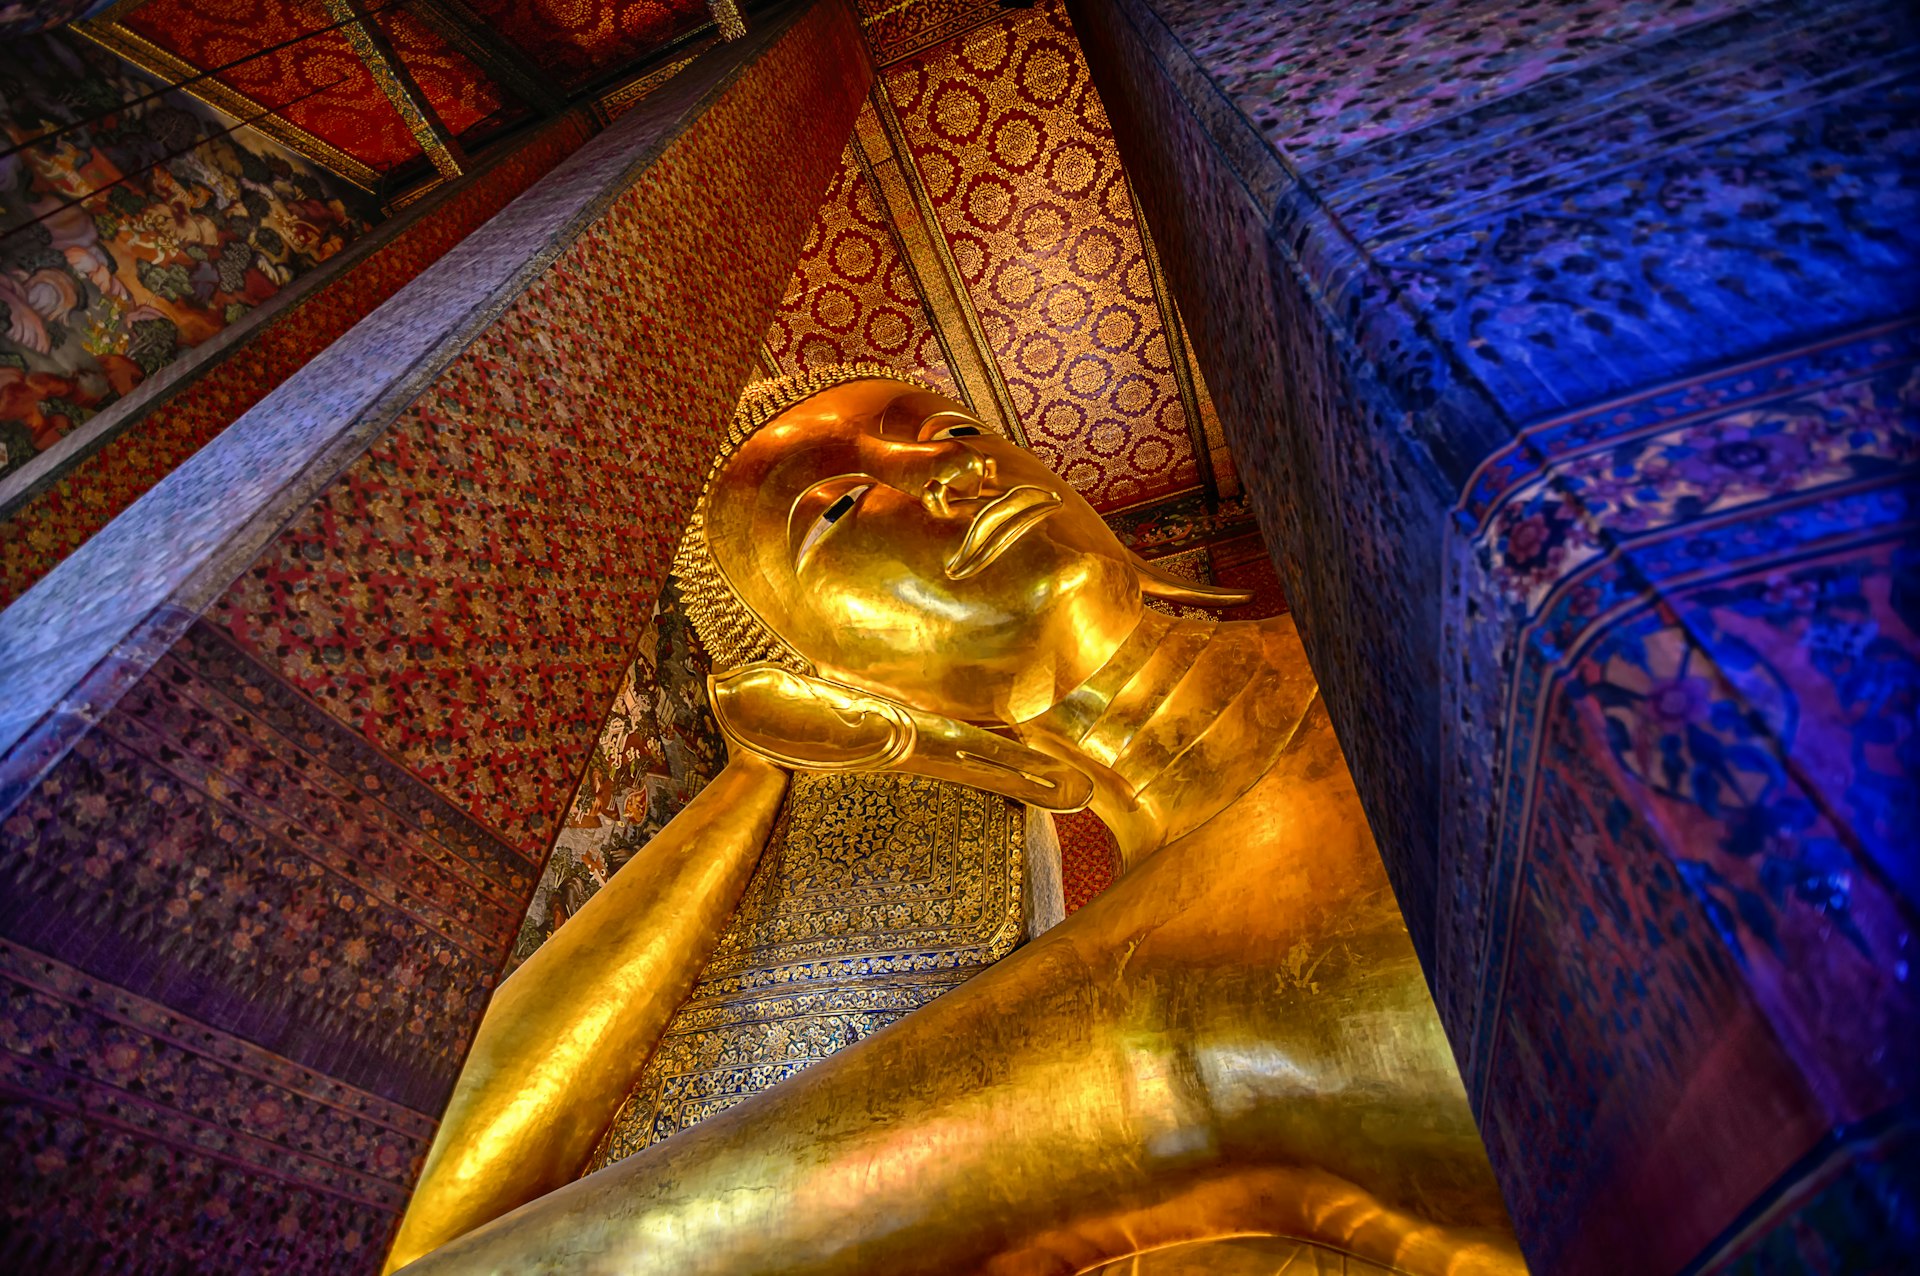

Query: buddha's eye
left=796, top=483, right=871, bottom=567
left=934, top=423, right=982, bottom=438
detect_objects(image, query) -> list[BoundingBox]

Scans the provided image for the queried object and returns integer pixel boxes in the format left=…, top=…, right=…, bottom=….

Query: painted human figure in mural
left=385, top=367, right=1525, bottom=1275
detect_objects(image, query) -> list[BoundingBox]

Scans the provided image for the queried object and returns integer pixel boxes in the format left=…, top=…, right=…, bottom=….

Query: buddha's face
left=704, top=378, right=1143, bottom=723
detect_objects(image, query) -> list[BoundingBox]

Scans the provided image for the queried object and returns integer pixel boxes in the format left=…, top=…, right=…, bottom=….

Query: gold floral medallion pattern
left=591, top=771, right=1023, bottom=1164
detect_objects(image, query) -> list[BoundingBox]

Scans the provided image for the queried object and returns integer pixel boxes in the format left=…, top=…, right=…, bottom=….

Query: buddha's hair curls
left=672, top=362, right=943, bottom=672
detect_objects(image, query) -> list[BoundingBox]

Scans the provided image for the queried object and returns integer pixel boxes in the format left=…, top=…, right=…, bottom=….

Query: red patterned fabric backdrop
left=1054, top=807, right=1118, bottom=913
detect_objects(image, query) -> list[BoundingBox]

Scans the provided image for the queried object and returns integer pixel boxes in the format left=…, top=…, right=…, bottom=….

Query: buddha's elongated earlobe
left=709, top=664, right=1094, bottom=812
left=1131, top=550, right=1256, bottom=608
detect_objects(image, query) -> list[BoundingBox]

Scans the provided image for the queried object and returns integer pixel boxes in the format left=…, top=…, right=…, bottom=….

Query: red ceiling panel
left=762, top=140, right=957, bottom=394
left=374, top=8, right=518, bottom=141
left=883, top=0, right=1200, bottom=510
left=128, top=0, right=418, bottom=172
left=126, top=0, right=520, bottom=176
left=461, top=0, right=711, bottom=88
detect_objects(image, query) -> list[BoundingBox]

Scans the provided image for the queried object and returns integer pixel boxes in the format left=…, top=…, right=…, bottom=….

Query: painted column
left=1070, top=0, right=1918, bottom=1271
left=0, top=2, right=869, bottom=1270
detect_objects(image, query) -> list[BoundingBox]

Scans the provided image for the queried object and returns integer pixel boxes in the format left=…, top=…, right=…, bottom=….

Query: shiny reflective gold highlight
left=392, top=374, right=1524, bottom=1275
left=382, top=754, right=787, bottom=1273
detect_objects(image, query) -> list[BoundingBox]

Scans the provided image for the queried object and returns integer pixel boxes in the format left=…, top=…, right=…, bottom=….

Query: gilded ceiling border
left=1128, top=179, right=1220, bottom=507
left=74, top=18, right=382, bottom=191
left=858, top=84, right=1028, bottom=444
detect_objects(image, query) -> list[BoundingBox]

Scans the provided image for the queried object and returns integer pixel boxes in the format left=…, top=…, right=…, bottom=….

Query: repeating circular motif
left=989, top=259, right=1040, bottom=310
left=888, top=3, right=1205, bottom=512
left=1006, top=377, right=1039, bottom=419
left=796, top=332, right=845, bottom=370
left=961, top=25, right=1012, bottom=77
left=1139, top=329, right=1172, bottom=373
left=918, top=150, right=958, bottom=201
left=1015, top=201, right=1069, bottom=255
left=1064, top=353, right=1114, bottom=400
left=1047, top=142, right=1099, bottom=197
left=1111, top=371, right=1155, bottom=415
left=1126, top=434, right=1174, bottom=477
left=1061, top=457, right=1104, bottom=492
left=1091, top=304, right=1141, bottom=354
left=1016, top=39, right=1077, bottom=108
left=1086, top=416, right=1128, bottom=458
left=1038, top=399, right=1088, bottom=440
left=931, top=82, right=989, bottom=142
left=989, top=111, right=1046, bottom=172
left=864, top=308, right=912, bottom=355
left=829, top=230, right=879, bottom=284
left=962, top=173, right=1018, bottom=231
left=1015, top=332, right=1066, bottom=378
left=1068, top=226, right=1123, bottom=279
left=811, top=283, right=860, bottom=334
left=946, top=230, right=989, bottom=283
left=1041, top=281, right=1093, bottom=332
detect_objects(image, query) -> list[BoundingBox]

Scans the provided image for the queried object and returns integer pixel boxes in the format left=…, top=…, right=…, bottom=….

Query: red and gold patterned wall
left=1, top=111, right=596, bottom=608
left=881, top=0, right=1201, bottom=509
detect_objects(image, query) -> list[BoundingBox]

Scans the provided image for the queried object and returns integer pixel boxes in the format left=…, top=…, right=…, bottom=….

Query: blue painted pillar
left=1070, top=0, right=1919, bottom=1270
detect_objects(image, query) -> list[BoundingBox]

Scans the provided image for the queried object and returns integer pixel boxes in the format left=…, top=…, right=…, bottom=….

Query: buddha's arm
left=382, top=753, right=788, bottom=1273
left=392, top=707, right=1521, bottom=1276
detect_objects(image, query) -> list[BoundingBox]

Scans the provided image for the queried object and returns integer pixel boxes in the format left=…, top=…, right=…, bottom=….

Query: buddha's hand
left=708, top=663, right=1092, bottom=812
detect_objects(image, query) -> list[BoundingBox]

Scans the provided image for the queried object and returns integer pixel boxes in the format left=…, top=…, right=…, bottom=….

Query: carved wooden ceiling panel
left=107, top=0, right=708, bottom=184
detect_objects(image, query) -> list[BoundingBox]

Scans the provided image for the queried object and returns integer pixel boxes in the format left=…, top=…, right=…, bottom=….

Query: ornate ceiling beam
left=321, top=0, right=465, bottom=179
left=1128, top=179, right=1220, bottom=509
left=855, top=87, right=1027, bottom=445
left=708, top=0, right=746, bottom=41
left=73, top=18, right=382, bottom=191
left=405, top=0, right=566, bottom=115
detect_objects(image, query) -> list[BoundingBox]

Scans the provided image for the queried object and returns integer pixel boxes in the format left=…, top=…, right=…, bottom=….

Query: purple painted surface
left=1073, top=0, right=1918, bottom=1269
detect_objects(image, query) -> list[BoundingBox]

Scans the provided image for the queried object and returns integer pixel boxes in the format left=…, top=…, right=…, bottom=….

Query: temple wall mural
left=0, top=30, right=374, bottom=478
left=0, top=0, right=1910, bottom=1272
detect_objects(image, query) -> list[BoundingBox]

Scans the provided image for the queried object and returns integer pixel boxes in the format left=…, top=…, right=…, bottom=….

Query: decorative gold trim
left=74, top=19, right=381, bottom=190
left=595, top=53, right=702, bottom=123
left=1127, top=179, right=1218, bottom=507
left=755, top=341, right=785, bottom=380
left=323, top=0, right=465, bottom=179
left=384, top=173, right=446, bottom=214
left=708, top=0, right=747, bottom=41
left=408, top=0, right=565, bottom=115
left=859, top=86, right=1028, bottom=446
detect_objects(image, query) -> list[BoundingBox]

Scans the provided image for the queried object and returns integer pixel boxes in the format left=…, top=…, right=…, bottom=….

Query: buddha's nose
left=920, top=445, right=996, bottom=519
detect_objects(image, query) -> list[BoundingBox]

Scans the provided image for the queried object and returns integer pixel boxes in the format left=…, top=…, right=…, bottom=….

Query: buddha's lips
left=946, top=485, right=1062, bottom=580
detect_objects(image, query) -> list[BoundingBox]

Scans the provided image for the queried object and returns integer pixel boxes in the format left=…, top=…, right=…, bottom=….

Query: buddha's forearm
left=382, top=753, right=788, bottom=1273
left=393, top=729, right=1519, bottom=1275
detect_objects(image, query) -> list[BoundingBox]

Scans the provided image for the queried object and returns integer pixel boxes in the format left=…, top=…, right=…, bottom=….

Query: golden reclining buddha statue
left=385, top=367, right=1526, bottom=1275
